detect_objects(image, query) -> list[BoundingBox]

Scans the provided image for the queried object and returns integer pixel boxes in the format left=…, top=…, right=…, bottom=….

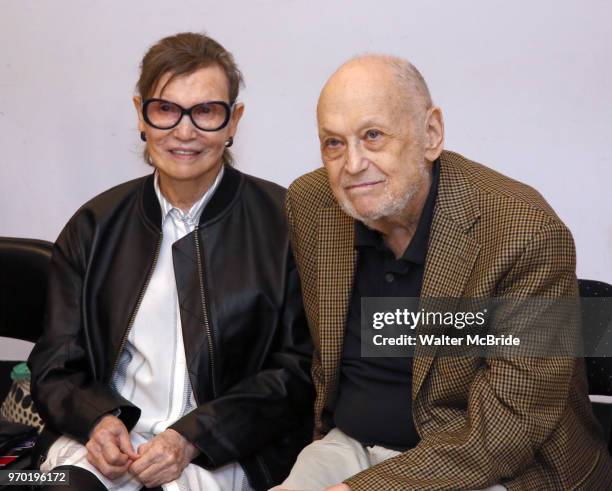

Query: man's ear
left=424, top=106, right=444, bottom=162
left=133, top=96, right=145, bottom=133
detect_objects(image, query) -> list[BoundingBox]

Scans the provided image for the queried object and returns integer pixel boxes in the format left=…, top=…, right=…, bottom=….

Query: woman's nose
left=173, top=114, right=198, bottom=140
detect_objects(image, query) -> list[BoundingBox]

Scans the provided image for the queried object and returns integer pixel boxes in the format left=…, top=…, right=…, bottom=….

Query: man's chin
left=338, top=191, right=415, bottom=225
left=338, top=199, right=384, bottom=223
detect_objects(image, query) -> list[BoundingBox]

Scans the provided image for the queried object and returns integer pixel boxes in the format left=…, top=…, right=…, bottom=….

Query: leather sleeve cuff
left=168, top=415, right=230, bottom=468
left=75, top=395, right=141, bottom=444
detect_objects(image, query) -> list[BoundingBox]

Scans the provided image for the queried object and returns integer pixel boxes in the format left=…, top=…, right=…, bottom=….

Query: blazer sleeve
left=28, top=215, right=140, bottom=444
left=285, top=186, right=331, bottom=441
left=344, top=219, right=580, bottom=490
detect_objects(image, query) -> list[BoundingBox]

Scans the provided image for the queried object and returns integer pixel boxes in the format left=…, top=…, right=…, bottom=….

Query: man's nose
left=344, top=141, right=368, bottom=175
left=173, top=114, right=198, bottom=140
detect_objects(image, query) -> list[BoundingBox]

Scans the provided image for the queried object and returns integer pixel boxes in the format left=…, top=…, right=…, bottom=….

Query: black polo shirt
left=333, top=160, right=440, bottom=450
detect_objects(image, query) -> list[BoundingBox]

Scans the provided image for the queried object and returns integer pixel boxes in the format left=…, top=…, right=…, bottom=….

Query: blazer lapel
left=317, top=205, right=356, bottom=395
left=413, top=152, right=481, bottom=399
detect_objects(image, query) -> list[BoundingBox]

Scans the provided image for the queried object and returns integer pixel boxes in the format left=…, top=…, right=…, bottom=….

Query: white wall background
left=1, top=0, right=611, bottom=359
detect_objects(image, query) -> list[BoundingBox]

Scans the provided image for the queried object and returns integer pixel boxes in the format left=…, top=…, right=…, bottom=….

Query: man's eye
left=365, top=129, right=382, bottom=140
left=325, top=138, right=342, bottom=148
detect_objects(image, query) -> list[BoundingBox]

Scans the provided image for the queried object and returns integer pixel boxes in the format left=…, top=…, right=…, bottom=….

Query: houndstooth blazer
left=285, top=150, right=612, bottom=490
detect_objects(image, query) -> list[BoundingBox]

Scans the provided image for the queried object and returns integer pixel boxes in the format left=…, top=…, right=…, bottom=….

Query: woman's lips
left=168, top=149, right=202, bottom=160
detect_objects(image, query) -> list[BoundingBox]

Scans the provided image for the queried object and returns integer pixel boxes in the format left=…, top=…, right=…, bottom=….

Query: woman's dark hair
left=137, top=32, right=244, bottom=166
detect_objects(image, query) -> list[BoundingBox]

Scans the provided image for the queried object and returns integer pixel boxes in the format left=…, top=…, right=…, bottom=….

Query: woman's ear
left=133, top=96, right=145, bottom=133
left=228, top=102, right=245, bottom=136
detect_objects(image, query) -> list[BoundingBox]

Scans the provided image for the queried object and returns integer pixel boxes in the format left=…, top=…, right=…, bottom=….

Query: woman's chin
left=156, top=160, right=222, bottom=184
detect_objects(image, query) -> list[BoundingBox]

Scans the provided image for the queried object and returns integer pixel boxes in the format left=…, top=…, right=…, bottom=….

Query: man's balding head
left=318, top=54, right=433, bottom=126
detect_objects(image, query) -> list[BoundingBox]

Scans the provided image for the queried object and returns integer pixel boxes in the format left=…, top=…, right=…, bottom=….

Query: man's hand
left=129, top=428, right=199, bottom=488
left=86, top=414, right=139, bottom=480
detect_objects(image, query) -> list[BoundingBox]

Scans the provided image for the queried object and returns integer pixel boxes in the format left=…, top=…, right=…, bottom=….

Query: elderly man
left=276, top=55, right=612, bottom=490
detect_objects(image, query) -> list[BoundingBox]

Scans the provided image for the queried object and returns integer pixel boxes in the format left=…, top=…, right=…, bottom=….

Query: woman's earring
left=224, top=136, right=234, bottom=148
left=140, top=131, right=147, bottom=142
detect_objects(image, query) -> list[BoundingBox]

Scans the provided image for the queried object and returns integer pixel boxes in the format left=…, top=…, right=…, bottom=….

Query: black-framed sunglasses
left=142, top=98, right=234, bottom=132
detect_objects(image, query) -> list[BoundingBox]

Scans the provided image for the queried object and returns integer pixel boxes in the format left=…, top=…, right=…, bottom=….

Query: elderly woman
left=28, top=32, right=313, bottom=491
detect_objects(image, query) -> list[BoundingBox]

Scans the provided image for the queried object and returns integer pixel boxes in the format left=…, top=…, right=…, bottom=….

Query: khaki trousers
left=272, top=428, right=506, bottom=491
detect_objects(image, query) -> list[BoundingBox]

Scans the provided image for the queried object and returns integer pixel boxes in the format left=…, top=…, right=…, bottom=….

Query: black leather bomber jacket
left=28, top=166, right=314, bottom=490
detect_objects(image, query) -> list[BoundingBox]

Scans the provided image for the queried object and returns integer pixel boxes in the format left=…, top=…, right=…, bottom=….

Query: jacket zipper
left=255, top=453, right=272, bottom=487
left=194, top=227, right=274, bottom=486
left=109, top=233, right=163, bottom=379
left=194, top=226, right=218, bottom=398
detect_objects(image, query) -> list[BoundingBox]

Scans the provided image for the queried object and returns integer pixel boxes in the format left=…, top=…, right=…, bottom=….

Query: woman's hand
left=129, top=428, right=200, bottom=487
left=86, top=414, right=139, bottom=479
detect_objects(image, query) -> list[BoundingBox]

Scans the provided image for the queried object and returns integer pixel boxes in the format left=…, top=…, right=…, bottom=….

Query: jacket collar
left=316, top=150, right=482, bottom=401
left=413, top=151, right=481, bottom=398
left=140, top=165, right=243, bottom=232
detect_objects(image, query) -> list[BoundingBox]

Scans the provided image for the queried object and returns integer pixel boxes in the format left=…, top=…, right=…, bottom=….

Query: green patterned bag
left=0, top=363, right=44, bottom=432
